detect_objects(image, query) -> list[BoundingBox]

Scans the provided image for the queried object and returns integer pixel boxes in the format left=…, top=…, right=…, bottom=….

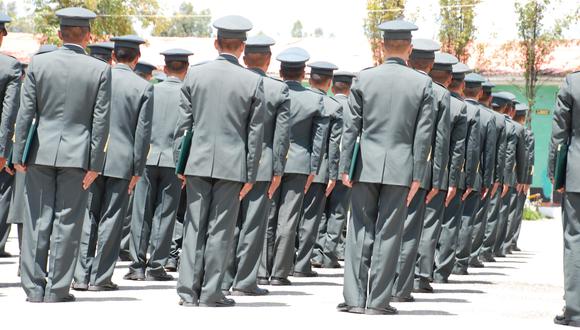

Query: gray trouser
left=20, top=165, right=87, bottom=301
left=433, top=190, right=464, bottom=281
left=469, top=194, right=491, bottom=263
left=312, top=181, right=351, bottom=267
left=223, top=181, right=270, bottom=291
left=481, top=190, right=502, bottom=258
left=0, top=171, right=15, bottom=253
left=74, top=176, right=129, bottom=286
left=259, top=173, right=307, bottom=279
left=169, top=189, right=187, bottom=263
left=343, top=182, right=408, bottom=309
left=562, top=192, right=580, bottom=322
left=416, top=190, right=446, bottom=280
left=393, top=188, right=427, bottom=298
left=493, top=187, right=515, bottom=255
left=119, top=194, right=134, bottom=255
left=176, top=176, right=241, bottom=305
left=511, top=193, right=527, bottom=247
left=129, top=166, right=181, bottom=273
left=500, top=190, right=520, bottom=254
left=294, top=183, right=327, bottom=273
left=454, top=190, right=481, bottom=270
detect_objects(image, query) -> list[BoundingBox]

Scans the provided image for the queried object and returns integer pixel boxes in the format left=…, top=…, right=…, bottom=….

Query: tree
left=364, top=0, right=406, bottom=65
left=438, top=0, right=480, bottom=62
left=0, top=0, right=34, bottom=33
left=291, top=20, right=303, bottom=38
left=152, top=3, right=211, bottom=37
left=314, top=27, right=323, bottom=38
left=33, top=0, right=160, bottom=45
left=514, top=0, right=579, bottom=125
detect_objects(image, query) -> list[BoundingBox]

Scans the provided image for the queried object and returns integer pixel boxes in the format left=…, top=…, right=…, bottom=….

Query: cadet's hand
left=558, top=186, right=565, bottom=193
left=82, top=170, right=99, bottom=190
left=0, top=157, right=5, bottom=170
left=240, top=182, right=254, bottom=200
left=304, top=174, right=315, bottom=193
left=461, top=187, right=473, bottom=201
left=407, top=180, right=420, bottom=207
left=501, top=184, right=510, bottom=198
left=481, top=187, right=488, bottom=200
left=268, top=175, right=282, bottom=199
left=14, top=164, right=27, bottom=173
left=325, top=179, right=336, bottom=197
left=178, top=174, right=186, bottom=189
left=128, top=176, right=140, bottom=195
left=426, top=188, right=439, bottom=204
left=445, top=187, right=457, bottom=207
left=5, top=167, right=14, bottom=176
left=342, top=173, right=352, bottom=188
left=491, top=182, right=500, bottom=198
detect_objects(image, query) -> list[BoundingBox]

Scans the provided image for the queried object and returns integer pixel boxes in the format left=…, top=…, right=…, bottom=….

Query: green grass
left=523, top=206, right=543, bottom=221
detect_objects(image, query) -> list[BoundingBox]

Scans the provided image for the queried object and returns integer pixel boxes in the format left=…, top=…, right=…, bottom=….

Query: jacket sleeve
left=412, top=80, right=435, bottom=182
left=340, top=83, right=362, bottom=175
left=494, top=123, right=507, bottom=184
left=272, top=84, right=291, bottom=177
left=88, top=66, right=112, bottom=172
left=527, top=132, right=535, bottom=184
left=432, top=90, right=451, bottom=189
left=327, top=103, right=343, bottom=181
left=0, top=60, right=21, bottom=159
left=465, top=107, right=481, bottom=188
left=548, top=76, right=573, bottom=180
left=173, top=75, right=194, bottom=165
left=132, top=84, right=154, bottom=176
left=310, top=96, right=329, bottom=175
left=483, top=115, right=497, bottom=188
left=448, top=106, right=467, bottom=188
left=515, top=126, right=527, bottom=184
left=13, top=61, right=36, bottom=165
left=245, top=77, right=265, bottom=183
left=503, top=125, right=517, bottom=185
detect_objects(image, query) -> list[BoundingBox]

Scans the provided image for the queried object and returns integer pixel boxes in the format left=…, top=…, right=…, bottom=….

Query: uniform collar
left=450, top=91, right=463, bottom=99
left=62, top=43, right=86, bottom=55
left=385, top=57, right=407, bottom=66
left=285, top=80, right=303, bottom=87
left=249, top=67, right=266, bottom=77
left=218, top=53, right=240, bottom=66
left=165, top=76, right=182, bottom=83
left=114, top=63, right=134, bottom=71
left=334, top=93, right=348, bottom=98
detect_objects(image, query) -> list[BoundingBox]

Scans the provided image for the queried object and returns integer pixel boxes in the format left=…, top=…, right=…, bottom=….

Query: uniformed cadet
left=174, top=15, right=265, bottom=307
left=124, top=49, right=191, bottom=282
left=222, top=35, right=290, bottom=296
left=338, top=20, right=434, bottom=315
left=311, top=71, right=356, bottom=269
left=548, top=71, right=580, bottom=328
left=0, top=13, right=21, bottom=258
left=134, top=60, right=157, bottom=81
left=72, top=35, right=153, bottom=291
left=258, top=47, right=328, bottom=286
left=294, top=61, right=341, bottom=277
left=392, top=38, right=448, bottom=301
left=87, top=42, right=114, bottom=64
left=414, top=52, right=465, bottom=292
left=433, top=63, right=479, bottom=283
left=452, top=72, right=497, bottom=275
left=14, top=7, right=111, bottom=303
left=476, top=82, right=507, bottom=264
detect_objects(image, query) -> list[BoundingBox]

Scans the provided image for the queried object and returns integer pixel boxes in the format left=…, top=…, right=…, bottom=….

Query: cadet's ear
left=57, top=29, right=63, bottom=41
left=163, top=66, right=169, bottom=75
left=214, top=39, right=220, bottom=52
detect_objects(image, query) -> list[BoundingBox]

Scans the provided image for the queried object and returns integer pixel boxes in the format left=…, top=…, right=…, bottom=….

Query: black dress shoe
left=554, top=314, right=580, bottom=327
left=433, top=277, right=448, bottom=284
left=391, top=295, right=415, bottom=303
left=336, top=303, right=365, bottom=314
left=257, top=277, right=270, bottom=285
left=292, top=270, right=318, bottom=277
left=511, top=246, right=522, bottom=252
left=311, top=260, right=323, bottom=268
left=0, top=251, right=13, bottom=258
left=481, top=254, right=496, bottom=262
left=494, top=252, right=506, bottom=258
left=231, top=287, right=269, bottom=296
left=165, top=259, right=178, bottom=272
left=452, top=266, right=469, bottom=276
left=366, top=305, right=398, bottom=315
left=469, top=259, right=485, bottom=268
left=118, top=250, right=132, bottom=261
left=123, top=269, right=146, bottom=281
left=270, top=277, right=292, bottom=286
left=45, top=294, right=75, bottom=303
left=146, top=270, right=174, bottom=281
left=179, top=299, right=198, bottom=307
left=413, top=278, right=434, bottom=293
left=88, top=283, right=119, bottom=291
left=71, top=282, right=89, bottom=291
left=199, top=297, right=235, bottom=307
left=26, top=296, right=44, bottom=303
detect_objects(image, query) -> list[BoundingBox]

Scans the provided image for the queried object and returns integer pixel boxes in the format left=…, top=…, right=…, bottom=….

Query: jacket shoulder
left=0, top=53, right=19, bottom=65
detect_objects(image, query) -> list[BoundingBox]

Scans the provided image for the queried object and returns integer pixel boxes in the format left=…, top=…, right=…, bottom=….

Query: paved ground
left=0, top=215, right=568, bottom=329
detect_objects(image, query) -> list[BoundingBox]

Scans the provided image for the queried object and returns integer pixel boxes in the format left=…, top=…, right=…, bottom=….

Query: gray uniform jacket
left=147, top=76, right=183, bottom=169
left=174, top=54, right=265, bottom=183
left=491, top=111, right=507, bottom=184
left=504, top=118, right=527, bottom=187
left=466, top=99, right=496, bottom=191
left=313, top=89, right=342, bottom=184
left=0, top=53, right=21, bottom=158
left=454, top=93, right=480, bottom=191
left=442, top=95, right=467, bottom=190
left=525, top=130, right=535, bottom=185
left=250, top=69, right=290, bottom=182
left=102, top=64, right=153, bottom=179
left=340, top=58, right=434, bottom=186
left=421, top=80, right=451, bottom=190
left=14, top=44, right=111, bottom=170
left=334, top=94, right=351, bottom=182
left=283, top=80, right=328, bottom=176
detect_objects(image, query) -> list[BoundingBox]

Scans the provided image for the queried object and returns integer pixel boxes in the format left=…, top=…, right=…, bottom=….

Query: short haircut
left=280, top=66, right=304, bottom=81
left=165, top=60, right=189, bottom=73
left=60, top=26, right=90, bottom=44
left=310, top=73, right=332, bottom=86
left=115, top=46, right=140, bottom=63
left=333, top=81, right=351, bottom=94
left=409, top=58, right=433, bottom=73
left=137, top=72, right=152, bottom=80
left=218, top=38, right=244, bottom=53
left=514, top=114, right=526, bottom=122
left=383, top=39, right=411, bottom=53
left=464, top=86, right=481, bottom=98
left=244, top=52, right=270, bottom=68
left=449, top=79, right=463, bottom=90
left=429, top=70, right=451, bottom=85
left=92, top=54, right=112, bottom=63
